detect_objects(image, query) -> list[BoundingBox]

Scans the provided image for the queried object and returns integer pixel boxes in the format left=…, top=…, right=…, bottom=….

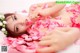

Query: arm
left=38, top=4, right=66, bottom=16
left=29, top=2, right=66, bottom=18
left=37, top=27, right=80, bottom=53
left=29, top=2, right=56, bottom=19
left=29, top=2, right=56, bottom=12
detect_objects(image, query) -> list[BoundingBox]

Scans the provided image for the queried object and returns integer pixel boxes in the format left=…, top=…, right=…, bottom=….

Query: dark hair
left=0, top=26, right=2, bottom=31
left=4, top=13, right=30, bottom=37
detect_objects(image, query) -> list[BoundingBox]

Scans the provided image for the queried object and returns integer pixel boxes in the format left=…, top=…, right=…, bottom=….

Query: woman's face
left=6, top=13, right=30, bottom=34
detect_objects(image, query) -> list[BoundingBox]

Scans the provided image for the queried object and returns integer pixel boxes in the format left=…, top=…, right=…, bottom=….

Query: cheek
left=19, top=26, right=27, bottom=33
left=7, top=22, right=14, bottom=32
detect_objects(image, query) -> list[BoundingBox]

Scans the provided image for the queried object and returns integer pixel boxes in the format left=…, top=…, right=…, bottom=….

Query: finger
left=54, top=27, right=72, bottom=32
left=51, top=45, right=62, bottom=52
left=47, top=31, right=55, bottom=36
left=37, top=47, right=54, bottom=53
left=51, top=30, right=65, bottom=36
left=29, top=4, right=37, bottom=11
left=40, top=36, right=51, bottom=41
left=50, top=42, right=65, bottom=52
left=39, top=40, right=52, bottom=46
left=46, top=29, right=63, bottom=36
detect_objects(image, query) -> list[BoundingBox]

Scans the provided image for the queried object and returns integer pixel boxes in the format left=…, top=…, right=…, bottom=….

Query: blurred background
left=0, top=0, right=79, bottom=13
left=0, top=0, right=54, bottom=13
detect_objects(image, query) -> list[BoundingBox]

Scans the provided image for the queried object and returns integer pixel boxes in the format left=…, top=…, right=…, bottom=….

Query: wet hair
left=4, top=13, right=30, bottom=37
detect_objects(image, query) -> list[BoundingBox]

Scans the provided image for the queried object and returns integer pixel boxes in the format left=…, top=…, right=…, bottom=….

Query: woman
left=4, top=2, right=80, bottom=53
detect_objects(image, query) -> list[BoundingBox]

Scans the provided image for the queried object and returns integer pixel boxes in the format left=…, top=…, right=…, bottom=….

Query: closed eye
left=11, top=14, right=17, bottom=21
left=14, top=15, right=17, bottom=20
left=15, top=26, right=19, bottom=32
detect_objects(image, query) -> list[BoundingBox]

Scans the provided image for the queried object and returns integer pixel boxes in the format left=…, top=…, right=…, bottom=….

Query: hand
left=37, top=27, right=80, bottom=53
left=29, top=4, right=43, bottom=19
left=29, top=8, right=43, bottom=20
left=29, top=3, right=52, bottom=19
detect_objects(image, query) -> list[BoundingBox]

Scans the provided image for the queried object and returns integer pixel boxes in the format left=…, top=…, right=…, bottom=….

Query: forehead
left=5, top=13, right=14, bottom=21
left=6, top=14, right=14, bottom=32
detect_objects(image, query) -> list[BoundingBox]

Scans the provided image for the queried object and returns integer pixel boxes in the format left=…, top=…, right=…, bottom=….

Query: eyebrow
left=11, top=15, right=15, bottom=21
